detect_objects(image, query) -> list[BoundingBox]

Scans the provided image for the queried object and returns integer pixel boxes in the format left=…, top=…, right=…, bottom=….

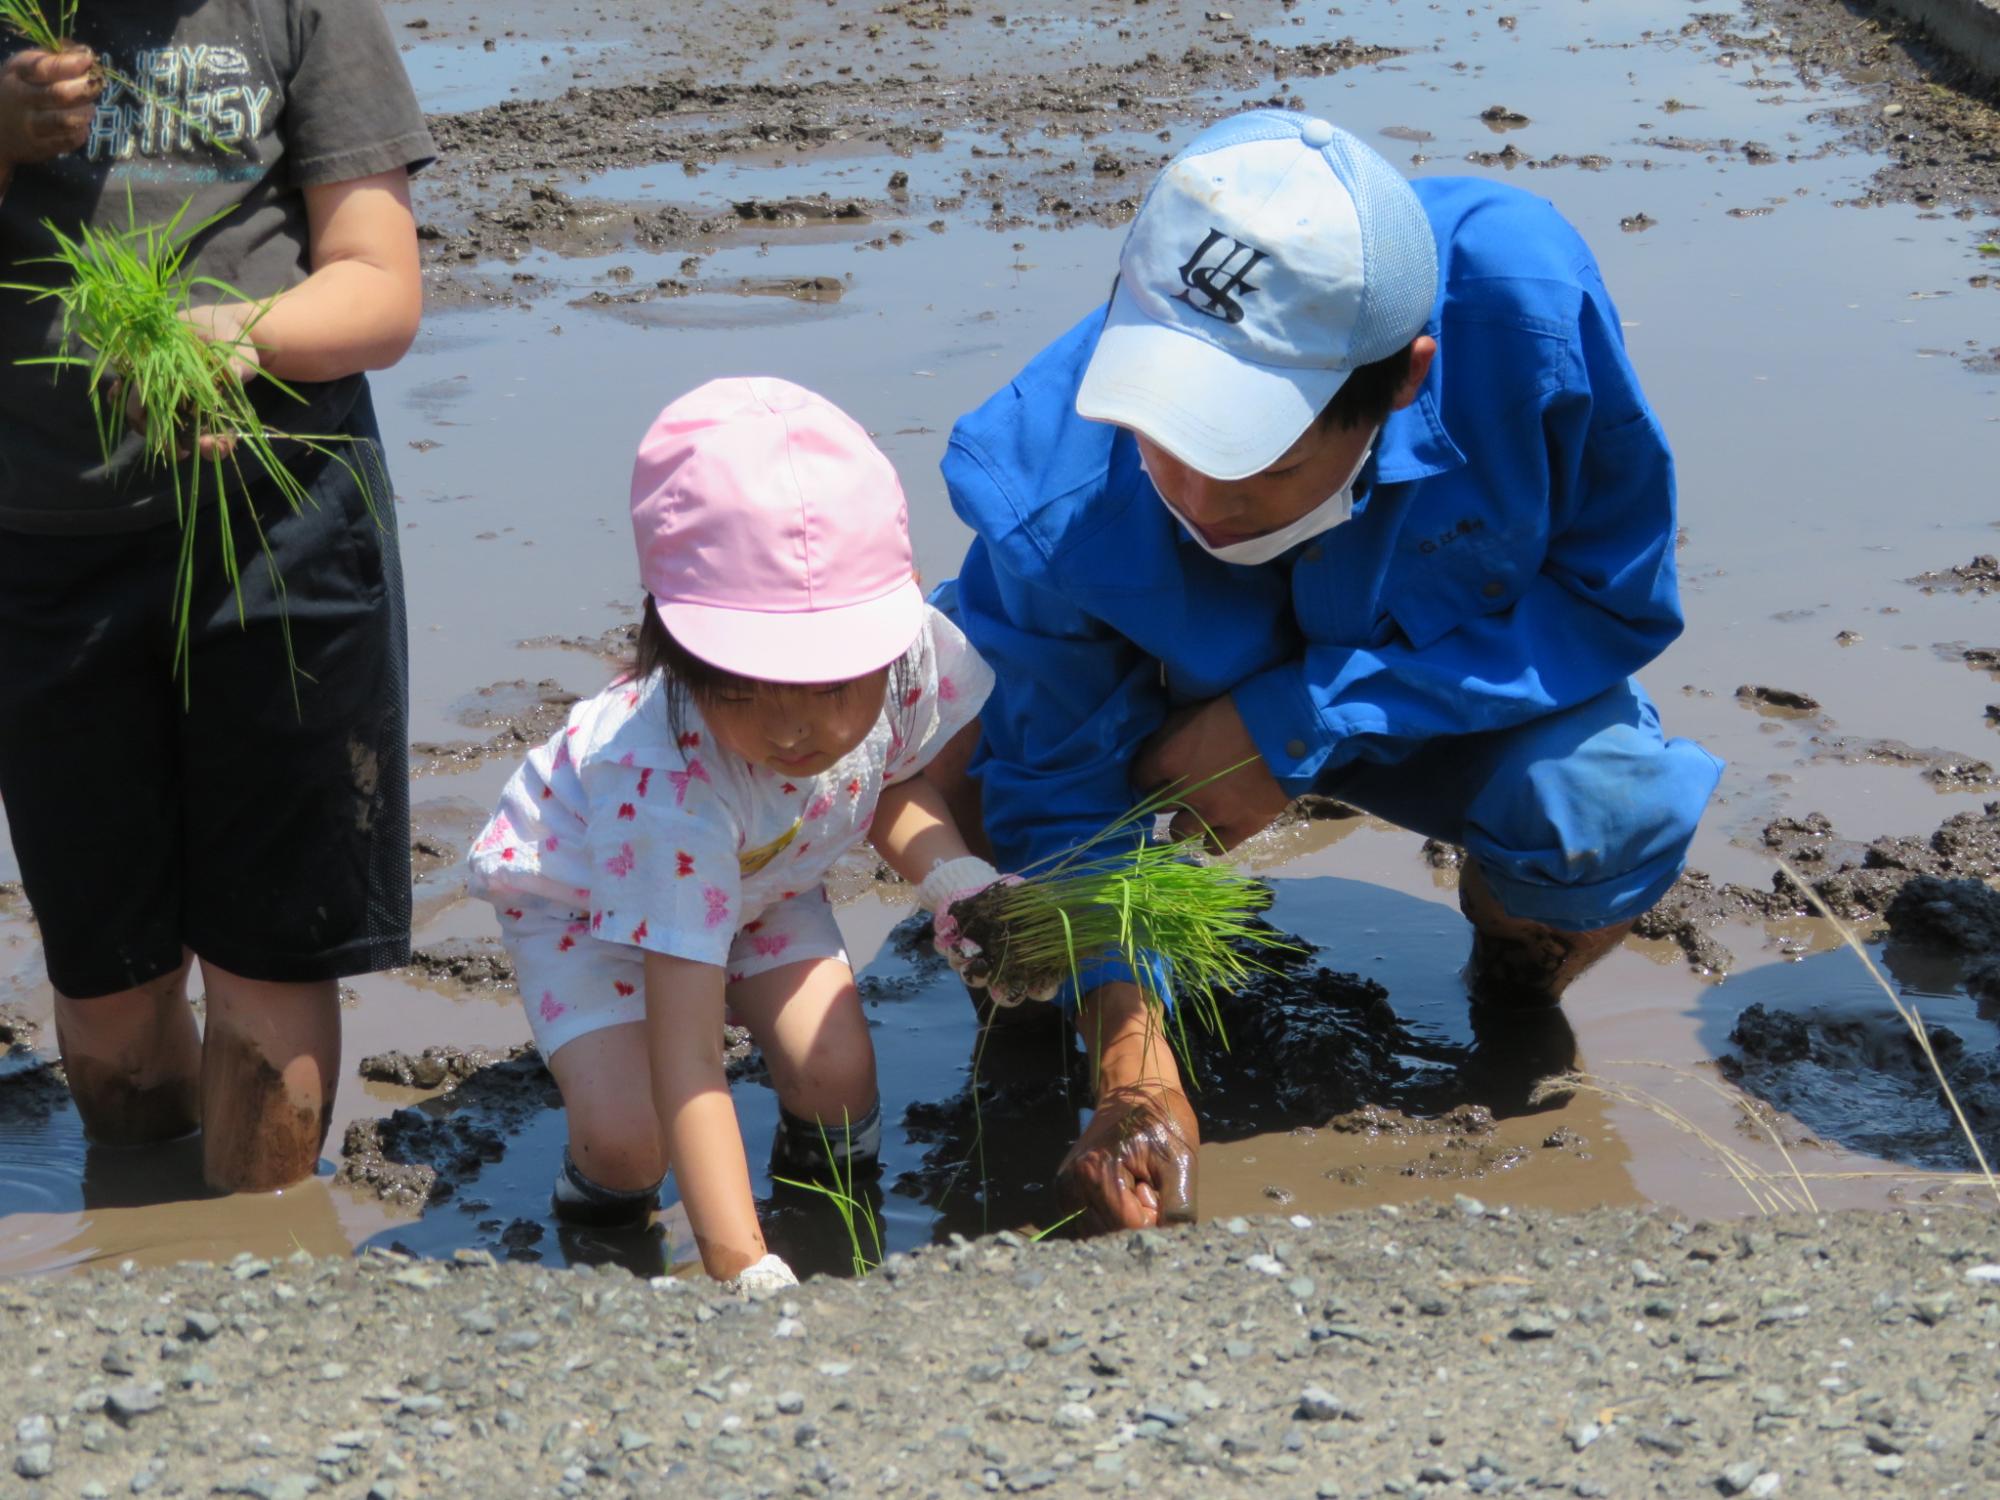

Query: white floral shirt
left=468, top=607, right=992, bottom=967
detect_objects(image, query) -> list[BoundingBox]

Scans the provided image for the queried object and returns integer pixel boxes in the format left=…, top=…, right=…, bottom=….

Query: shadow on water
left=353, top=876, right=1582, bottom=1278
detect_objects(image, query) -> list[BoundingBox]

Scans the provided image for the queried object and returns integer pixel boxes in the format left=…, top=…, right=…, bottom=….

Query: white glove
left=725, top=1252, right=798, bottom=1300
left=920, top=857, right=1059, bottom=1007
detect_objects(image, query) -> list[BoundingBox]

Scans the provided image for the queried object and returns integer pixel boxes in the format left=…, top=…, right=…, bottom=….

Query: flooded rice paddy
left=4, top=0, right=1999, bottom=1277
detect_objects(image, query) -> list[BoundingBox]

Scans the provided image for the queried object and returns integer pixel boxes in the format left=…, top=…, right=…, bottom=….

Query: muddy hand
left=1057, top=1083, right=1199, bottom=1233
left=0, top=48, right=100, bottom=166
left=924, top=862, right=1056, bottom=1006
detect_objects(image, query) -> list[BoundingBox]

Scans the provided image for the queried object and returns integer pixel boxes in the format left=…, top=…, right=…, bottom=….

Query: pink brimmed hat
left=630, top=378, right=924, bottom=684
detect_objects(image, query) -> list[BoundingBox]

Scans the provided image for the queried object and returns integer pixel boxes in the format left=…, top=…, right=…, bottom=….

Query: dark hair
left=1318, top=341, right=1418, bottom=433
left=629, top=599, right=918, bottom=740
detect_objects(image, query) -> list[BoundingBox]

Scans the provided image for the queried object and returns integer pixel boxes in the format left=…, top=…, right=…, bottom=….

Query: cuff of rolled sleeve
left=1060, top=948, right=1175, bottom=1014
left=1472, top=844, right=1689, bottom=933
left=1232, top=664, right=1338, bottom=790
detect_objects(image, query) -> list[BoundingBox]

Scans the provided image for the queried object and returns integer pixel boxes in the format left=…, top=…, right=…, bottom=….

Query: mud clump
left=1271, top=38, right=1403, bottom=77
left=1736, top=683, right=1821, bottom=714
left=399, top=939, right=516, bottom=993
left=1638, top=803, right=2000, bottom=974
left=422, top=186, right=733, bottom=265
left=338, top=1047, right=558, bottom=1210
left=732, top=195, right=872, bottom=225
left=1178, top=932, right=1579, bottom=1136
left=0, top=1058, right=68, bottom=1128
left=338, top=1031, right=759, bottom=1209
left=1909, top=555, right=2000, bottom=596
left=0, top=1005, right=67, bottom=1126
left=411, top=679, right=581, bottom=775
left=1332, top=1103, right=1533, bottom=1181
left=0, top=1004, right=37, bottom=1054
left=1885, top=875, right=2000, bottom=954
left=359, top=1045, right=518, bottom=1090
left=1721, top=1003, right=2000, bottom=1170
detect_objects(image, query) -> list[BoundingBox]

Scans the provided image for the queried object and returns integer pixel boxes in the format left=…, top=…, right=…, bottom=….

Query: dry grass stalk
left=1611, top=1059, right=1819, bottom=1213
left=1531, top=1070, right=1812, bottom=1216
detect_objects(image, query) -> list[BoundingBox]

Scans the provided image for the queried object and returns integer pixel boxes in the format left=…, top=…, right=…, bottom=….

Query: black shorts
left=0, top=390, right=411, bottom=998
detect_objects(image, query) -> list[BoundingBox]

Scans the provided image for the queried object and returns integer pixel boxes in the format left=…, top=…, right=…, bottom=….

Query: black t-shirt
left=0, top=0, right=434, bottom=534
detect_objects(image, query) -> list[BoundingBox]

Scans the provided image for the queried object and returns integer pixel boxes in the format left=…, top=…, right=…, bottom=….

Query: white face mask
left=1142, top=431, right=1376, bottom=566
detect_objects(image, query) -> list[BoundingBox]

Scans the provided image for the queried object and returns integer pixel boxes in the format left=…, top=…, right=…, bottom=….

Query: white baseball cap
left=1076, top=110, right=1439, bottom=481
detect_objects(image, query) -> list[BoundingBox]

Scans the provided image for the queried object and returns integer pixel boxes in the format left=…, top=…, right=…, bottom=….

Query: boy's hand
left=120, top=303, right=267, bottom=461
left=1056, top=1082, right=1199, bottom=1232
left=0, top=48, right=100, bottom=167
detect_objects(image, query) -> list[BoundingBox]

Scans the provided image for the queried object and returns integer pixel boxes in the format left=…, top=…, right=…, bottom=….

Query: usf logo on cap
left=1175, top=230, right=1269, bottom=325
left=1076, top=109, right=1439, bottom=482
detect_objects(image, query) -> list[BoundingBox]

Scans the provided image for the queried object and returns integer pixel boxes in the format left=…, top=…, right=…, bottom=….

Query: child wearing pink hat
left=469, top=378, right=1008, bottom=1292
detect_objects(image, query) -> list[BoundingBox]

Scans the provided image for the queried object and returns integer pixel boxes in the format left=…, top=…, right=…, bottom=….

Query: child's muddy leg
left=732, top=959, right=879, bottom=1169
left=52, top=956, right=202, bottom=1147
left=196, top=962, right=341, bottom=1194
left=545, top=1022, right=666, bottom=1224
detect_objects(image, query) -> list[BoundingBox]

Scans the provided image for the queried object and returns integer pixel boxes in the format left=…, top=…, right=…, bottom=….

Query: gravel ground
left=5, top=1206, right=1998, bottom=1498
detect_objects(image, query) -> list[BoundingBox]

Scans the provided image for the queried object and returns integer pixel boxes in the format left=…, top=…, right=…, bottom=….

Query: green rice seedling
left=2, top=2, right=238, bottom=153
left=0, top=0, right=75, bottom=54
left=770, top=1111, right=883, bottom=1277
left=946, top=778, right=1302, bottom=1058
left=5, top=190, right=372, bottom=702
left=1027, top=1208, right=1083, bottom=1243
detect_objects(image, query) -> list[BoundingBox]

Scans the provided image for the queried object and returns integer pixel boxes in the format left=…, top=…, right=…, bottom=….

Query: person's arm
left=185, top=168, right=422, bottom=383
left=869, top=773, right=975, bottom=886
left=643, top=950, right=767, bottom=1281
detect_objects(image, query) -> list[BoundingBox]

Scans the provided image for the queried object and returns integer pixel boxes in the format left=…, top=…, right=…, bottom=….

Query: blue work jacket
left=943, top=176, right=1685, bottom=878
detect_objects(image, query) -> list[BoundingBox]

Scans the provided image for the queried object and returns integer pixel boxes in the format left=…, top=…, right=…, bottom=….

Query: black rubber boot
left=549, top=1147, right=661, bottom=1230
left=770, top=1101, right=883, bottom=1178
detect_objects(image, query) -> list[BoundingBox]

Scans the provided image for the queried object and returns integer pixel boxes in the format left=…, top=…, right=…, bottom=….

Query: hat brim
left=657, top=577, right=925, bottom=685
left=1075, top=280, right=1352, bottom=482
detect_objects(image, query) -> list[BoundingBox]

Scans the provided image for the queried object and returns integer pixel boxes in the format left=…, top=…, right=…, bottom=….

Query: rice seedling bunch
left=6, top=193, right=370, bottom=697
left=947, top=791, right=1300, bottom=1051
left=0, top=0, right=77, bottom=54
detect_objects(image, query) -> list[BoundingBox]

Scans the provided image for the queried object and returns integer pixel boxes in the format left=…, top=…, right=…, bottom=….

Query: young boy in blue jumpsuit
left=930, top=110, right=1723, bottom=1233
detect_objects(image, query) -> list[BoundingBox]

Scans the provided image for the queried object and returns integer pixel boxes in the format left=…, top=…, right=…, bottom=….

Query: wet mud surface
left=410, top=678, right=581, bottom=775
left=6, top=0, right=2000, bottom=1276
left=1716, top=0, right=2000, bottom=209
left=1722, top=999, right=2000, bottom=1168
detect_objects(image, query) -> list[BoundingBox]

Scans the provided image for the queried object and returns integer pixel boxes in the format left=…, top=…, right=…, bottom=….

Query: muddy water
left=4, top=0, right=2000, bottom=1276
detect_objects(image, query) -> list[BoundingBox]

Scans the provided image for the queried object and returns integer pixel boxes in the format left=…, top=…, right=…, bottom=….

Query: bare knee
left=53, top=964, right=201, bottom=1147
left=546, top=1025, right=666, bottom=1192
left=564, top=1107, right=666, bottom=1193
left=769, top=1022, right=878, bottom=1126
